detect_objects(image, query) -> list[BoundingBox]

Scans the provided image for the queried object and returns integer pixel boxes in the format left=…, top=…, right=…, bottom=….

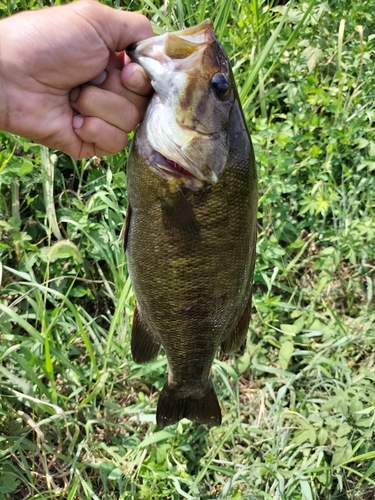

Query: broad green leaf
left=108, top=468, right=122, bottom=481
left=234, top=352, right=251, bottom=375
left=300, top=478, right=313, bottom=500
left=318, top=428, right=328, bottom=446
left=279, top=339, right=294, bottom=370
left=332, top=445, right=352, bottom=466
left=302, top=46, right=324, bottom=72
left=0, top=473, right=19, bottom=494
left=336, top=422, right=352, bottom=437
left=139, top=430, right=175, bottom=449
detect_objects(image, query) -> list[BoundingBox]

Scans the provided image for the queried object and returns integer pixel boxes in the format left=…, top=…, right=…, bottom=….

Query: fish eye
left=211, top=72, right=230, bottom=100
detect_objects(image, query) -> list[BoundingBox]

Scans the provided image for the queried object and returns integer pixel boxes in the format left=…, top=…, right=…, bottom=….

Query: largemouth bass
left=125, top=20, right=257, bottom=429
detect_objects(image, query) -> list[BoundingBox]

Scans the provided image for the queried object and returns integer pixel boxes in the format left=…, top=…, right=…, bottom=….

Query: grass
left=1, top=0, right=375, bottom=498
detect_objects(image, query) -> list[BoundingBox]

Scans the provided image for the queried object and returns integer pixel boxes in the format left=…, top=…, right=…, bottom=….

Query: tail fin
left=156, top=382, right=222, bottom=429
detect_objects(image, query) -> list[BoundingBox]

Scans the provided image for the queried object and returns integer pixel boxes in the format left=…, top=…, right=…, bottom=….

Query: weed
left=0, top=0, right=374, bottom=498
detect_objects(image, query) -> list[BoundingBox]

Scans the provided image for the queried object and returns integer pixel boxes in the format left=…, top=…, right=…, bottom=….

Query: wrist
left=0, top=21, right=10, bottom=132
left=0, top=15, right=37, bottom=139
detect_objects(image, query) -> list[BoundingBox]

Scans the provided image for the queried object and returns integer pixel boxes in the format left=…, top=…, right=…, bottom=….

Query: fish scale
left=125, top=20, right=258, bottom=428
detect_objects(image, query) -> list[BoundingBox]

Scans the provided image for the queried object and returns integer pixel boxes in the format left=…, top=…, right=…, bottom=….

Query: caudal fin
left=156, top=382, right=222, bottom=429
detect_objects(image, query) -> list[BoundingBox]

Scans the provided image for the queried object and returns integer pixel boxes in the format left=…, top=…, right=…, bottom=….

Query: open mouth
left=149, top=149, right=195, bottom=179
left=165, top=157, right=194, bottom=178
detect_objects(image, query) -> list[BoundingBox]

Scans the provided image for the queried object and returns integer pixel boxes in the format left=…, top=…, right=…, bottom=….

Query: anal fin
left=221, top=291, right=253, bottom=353
left=156, top=382, right=222, bottom=429
left=131, top=305, right=160, bottom=363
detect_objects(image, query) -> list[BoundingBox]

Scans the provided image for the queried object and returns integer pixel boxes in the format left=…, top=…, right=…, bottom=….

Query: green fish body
left=125, top=20, right=258, bottom=428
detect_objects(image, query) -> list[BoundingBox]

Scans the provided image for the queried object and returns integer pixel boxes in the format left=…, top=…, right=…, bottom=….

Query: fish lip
left=126, top=43, right=137, bottom=58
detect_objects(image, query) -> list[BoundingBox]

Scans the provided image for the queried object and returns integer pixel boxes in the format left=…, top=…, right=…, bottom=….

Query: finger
left=124, top=52, right=132, bottom=66
left=72, top=115, right=128, bottom=158
left=72, top=65, right=150, bottom=123
left=121, top=63, right=153, bottom=97
left=73, top=1, right=154, bottom=51
left=70, top=85, right=140, bottom=132
left=108, top=51, right=123, bottom=70
left=88, top=64, right=152, bottom=101
left=98, top=66, right=151, bottom=112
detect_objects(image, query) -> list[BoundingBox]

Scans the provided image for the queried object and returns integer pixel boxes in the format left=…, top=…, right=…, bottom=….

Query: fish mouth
left=149, top=149, right=195, bottom=179
left=165, top=157, right=194, bottom=178
left=149, top=147, right=218, bottom=185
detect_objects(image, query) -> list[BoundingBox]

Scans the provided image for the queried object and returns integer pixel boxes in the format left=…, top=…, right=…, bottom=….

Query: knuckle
left=83, top=116, right=99, bottom=136
left=106, top=128, right=128, bottom=153
left=125, top=103, right=140, bottom=132
left=84, top=118, right=128, bottom=153
left=135, top=13, right=153, bottom=37
left=76, top=86, right=97, bottom=114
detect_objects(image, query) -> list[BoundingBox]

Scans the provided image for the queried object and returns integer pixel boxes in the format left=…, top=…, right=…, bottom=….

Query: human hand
left=0, top=0, right=153, bottom=158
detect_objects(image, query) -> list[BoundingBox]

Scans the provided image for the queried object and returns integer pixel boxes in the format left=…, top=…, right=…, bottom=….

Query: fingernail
left=127, top=66, right=145, bottom=88
left=73, top=115, right=84, bottom=129
left=90, top=71, right=107, bottom=86
left=70, top=87, right=80, bottom=102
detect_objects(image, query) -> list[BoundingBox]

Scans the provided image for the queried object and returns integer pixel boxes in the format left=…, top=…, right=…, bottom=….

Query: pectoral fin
left=160, top=189, right=200, bottom=240
left=122, top=202, right=132, bottom=252
left=131, top=304, right=161, bottom=363
left=221, top=291, right=253, bottom=353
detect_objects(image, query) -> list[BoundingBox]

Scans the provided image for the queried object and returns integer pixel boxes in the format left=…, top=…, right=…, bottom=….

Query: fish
left=125, top=19, right=258, bottom=429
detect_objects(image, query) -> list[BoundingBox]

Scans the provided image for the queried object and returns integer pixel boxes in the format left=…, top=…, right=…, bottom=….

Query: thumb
left=72, top=0, right=154, bottom=51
